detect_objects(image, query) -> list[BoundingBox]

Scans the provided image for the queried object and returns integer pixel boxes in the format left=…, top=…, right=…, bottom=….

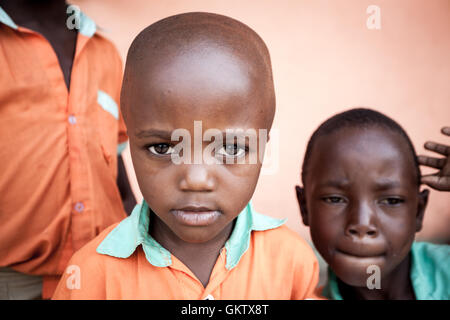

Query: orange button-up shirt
left=0, top=8, right=127, bottom=297
left=52, top=201, right=320, bottom=300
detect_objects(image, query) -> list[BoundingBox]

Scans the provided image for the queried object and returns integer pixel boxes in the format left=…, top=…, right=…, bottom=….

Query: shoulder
left=412, top=241, right=450, bottom=299
left=68, top=223, right=121, bottom=268
left=413, top=241, right=450, bottom=263
left=254, top=222, right=314, bottom=250
left=88, top=32, right=123, bottom=69
left=249, top=217, right=320, bottom=299
left=412, top=241, right=450, bottom=272
left=92, top=32, right=120, bottom=55
left=252, top=222, right=317, bottom=264
left=52, top=223, right=123, bottom=299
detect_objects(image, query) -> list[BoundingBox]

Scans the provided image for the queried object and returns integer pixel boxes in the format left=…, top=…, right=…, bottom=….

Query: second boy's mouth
left=170, top=206, right=222, bottom=227
left=335, top=242, right=387, bottom=259
left=336, top=248, right=386, bottom=259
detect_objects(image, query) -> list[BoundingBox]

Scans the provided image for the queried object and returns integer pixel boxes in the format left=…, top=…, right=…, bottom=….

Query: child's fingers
left=424, top=141, right=450, bottom=156
left=421, top=174, right=450, bottom=191
left=417, top=155, right=446, bottom=169
left=441, top=126, right=450, bottom=136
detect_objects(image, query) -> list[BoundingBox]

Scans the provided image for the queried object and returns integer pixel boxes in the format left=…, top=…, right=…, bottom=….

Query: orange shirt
left=0, top=8, right=127, bottom=297
left=52, top=201, right=320, bottom=300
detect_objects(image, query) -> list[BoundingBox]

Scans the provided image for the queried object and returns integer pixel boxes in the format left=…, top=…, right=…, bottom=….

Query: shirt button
left=74, top=202, right=84, bottom=213
left=204, top=294, right=214, bottom=300
left=68, top=115, right=77, bottom=124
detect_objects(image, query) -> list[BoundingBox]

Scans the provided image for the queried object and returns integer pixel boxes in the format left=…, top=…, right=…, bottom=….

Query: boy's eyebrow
left=135, top=128, right=258, bottom=139
left=135, top=129, right=173, bottom=139
left=318, top=179, right=351, bottom=189
left=317, top=179, right=403, bottom=190
left=373, top=179, right=402, bottom=191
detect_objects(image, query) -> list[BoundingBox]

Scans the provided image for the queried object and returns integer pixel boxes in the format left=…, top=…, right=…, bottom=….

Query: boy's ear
left=295, top=186, right=309, bottom=226
left=415, top=188, right=430, bottom=232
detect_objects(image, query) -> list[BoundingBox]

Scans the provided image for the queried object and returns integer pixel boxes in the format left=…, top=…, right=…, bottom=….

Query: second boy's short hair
left=301, top=108, right=421, bottom=188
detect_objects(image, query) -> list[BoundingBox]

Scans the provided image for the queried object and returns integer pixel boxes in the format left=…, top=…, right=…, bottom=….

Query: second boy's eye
left=379, top=197, right=405, bottom=206
left=216, top=144, right=247, bottom=157
left=322, top=196, right=346, bottom=204
left=148, top=143, right=174, bottom=155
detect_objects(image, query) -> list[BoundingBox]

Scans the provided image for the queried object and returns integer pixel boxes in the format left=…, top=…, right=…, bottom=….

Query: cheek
left=225, top=161, right=262, bottom=177
left=379, top=212, right=416, bottom=265
left=308, top=210, right=343, bottom=262
left=378, top=202, right=418, bottom=246
left=130, top=146, right=175, bottom=208
left=218, top=164, right=261, bottom=211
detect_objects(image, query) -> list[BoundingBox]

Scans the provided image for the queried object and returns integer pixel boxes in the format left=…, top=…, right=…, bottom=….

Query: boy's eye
left=148, top=143, right=174, bottom=155
left=216, top=144, right=247, bottom=157
left=379, top=197, right=405, bottom=206
left=322, top=196, right=346, bottom=204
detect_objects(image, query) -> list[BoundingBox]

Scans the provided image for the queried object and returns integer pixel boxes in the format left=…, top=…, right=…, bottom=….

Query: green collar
left=97, top=201, right=286, bottom=270
left=0, top=6, right=96, bottom=37
left=409, top=241, right=450, bottom=300
left=0, top=6, right=16, bottom=29
left=323, top=242, right=450, bottom=300
left=322, top=268, right=344, bottom=300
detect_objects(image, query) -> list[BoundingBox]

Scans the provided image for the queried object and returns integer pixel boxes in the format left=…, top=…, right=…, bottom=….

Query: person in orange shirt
left=0, top=1, right=135, bottom=299
left=52, top=12, right=320, bottom=300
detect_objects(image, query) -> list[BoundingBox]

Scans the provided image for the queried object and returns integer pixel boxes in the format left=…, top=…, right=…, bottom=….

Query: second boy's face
left=126, top=47, right=273, bottom=243
left=298, top=127, right=428, bottom=287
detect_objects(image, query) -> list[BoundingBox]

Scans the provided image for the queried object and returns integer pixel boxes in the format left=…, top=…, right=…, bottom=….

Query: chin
left=331, top=257, right=386, bottom=288
left=176, top=228, right=219, bottom=244
left=335, top=268, right=372, bottom=288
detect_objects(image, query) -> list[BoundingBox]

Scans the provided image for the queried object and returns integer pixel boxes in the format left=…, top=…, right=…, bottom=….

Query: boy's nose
left=345, top=202, right=378, bottom=238
left=345, top=223, right=378, bottom=238
left=179, top=164, right=216, bottom=192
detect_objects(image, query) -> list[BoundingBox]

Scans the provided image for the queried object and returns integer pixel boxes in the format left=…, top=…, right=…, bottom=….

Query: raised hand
left=418, top=127, right=450, bottom=191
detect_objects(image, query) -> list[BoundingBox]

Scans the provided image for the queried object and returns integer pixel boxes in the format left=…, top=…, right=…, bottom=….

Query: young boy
left=296, top=108, right=449, bottom=300
left=0, top=1, right=135, bottom=299
left=52, top=12, right=320, bottom=300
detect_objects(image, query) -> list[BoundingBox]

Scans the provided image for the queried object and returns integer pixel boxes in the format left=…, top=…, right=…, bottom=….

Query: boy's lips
left=336, top=249, right=385, bottom=259
left=170, top=206, right=221, bottom=226
left=336, top=242, right=386, bottom=258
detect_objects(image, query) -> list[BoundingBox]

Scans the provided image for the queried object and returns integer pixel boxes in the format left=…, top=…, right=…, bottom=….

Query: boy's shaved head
left=121, top=12, right=275, bottom=128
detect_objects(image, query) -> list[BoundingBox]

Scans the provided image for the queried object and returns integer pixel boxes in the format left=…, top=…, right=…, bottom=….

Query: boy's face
left=297, top=127, right=428, bottom=287
left=125, top=46, right=273, bottom=243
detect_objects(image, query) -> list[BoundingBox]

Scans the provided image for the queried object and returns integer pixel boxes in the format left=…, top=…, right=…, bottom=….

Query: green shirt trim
left=97, top=200, right=286, bottom=270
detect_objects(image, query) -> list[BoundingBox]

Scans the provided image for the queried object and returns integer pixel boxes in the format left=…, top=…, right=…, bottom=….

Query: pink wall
left=71, top=0, right=450, bottom=242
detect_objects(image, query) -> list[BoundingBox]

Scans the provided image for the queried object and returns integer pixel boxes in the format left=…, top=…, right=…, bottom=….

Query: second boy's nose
left=345, top=202, right=378, bottom=238
left=345, top=223, right=378, bottom=239
left=179, top=164, right=216, bottom=192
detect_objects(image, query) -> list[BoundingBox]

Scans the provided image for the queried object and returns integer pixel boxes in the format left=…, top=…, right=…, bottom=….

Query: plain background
left=71, top=0, right=450, bottom=244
